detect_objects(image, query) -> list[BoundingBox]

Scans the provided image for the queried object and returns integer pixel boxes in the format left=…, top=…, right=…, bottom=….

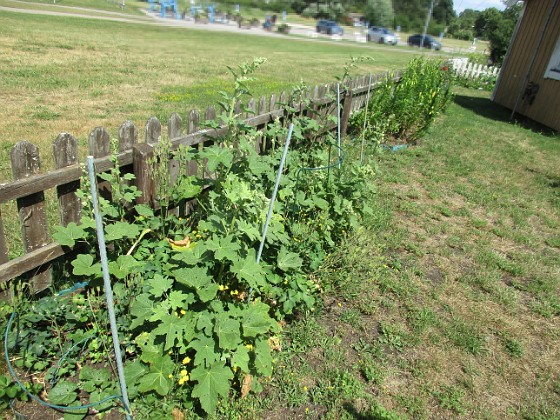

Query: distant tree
left=474, top=7, right=501, bottom=38
left=474, top=4, right=521, bottom=64
left=447, top=8, right=480, bottom=40
left=364, top=0, right=394, bottom=27
left=433, top=0, right=456, bottom=26
left=393, top=0, right=426, bottom=31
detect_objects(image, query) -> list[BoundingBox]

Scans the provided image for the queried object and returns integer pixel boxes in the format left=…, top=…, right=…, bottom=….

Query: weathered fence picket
left=145, top=116, right=161, bottom=145
left=0, top=72, right=392, bottom=291
left=11, top=141, right=51, bottom=292
left=53, top=133, right=81, bottom=227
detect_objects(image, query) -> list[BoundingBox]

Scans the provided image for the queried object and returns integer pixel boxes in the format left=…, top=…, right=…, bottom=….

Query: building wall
left=493, top=0, right=560, bottom=131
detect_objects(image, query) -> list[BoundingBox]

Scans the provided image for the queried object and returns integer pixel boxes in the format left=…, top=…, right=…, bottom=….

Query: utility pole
left=421, top=0, right=436, bottom=51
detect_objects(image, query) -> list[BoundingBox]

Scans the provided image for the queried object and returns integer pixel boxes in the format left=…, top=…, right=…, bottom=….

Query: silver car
left=367, top=27, right=398, bottom=45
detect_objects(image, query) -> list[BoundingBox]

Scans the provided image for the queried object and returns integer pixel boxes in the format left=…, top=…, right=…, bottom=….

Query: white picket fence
left=449, top=58, right=500, bottom=79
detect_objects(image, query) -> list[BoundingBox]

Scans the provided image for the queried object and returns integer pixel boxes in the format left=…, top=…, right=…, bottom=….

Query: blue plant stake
left=86, top=156, right=133, bottom=419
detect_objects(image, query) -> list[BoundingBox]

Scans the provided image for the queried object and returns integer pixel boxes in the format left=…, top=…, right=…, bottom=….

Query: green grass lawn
left=0, top=10, right=418, bottom=178
left=0, top=8, right=420, bottom=258
left=0, top=0, right=149, bottom=15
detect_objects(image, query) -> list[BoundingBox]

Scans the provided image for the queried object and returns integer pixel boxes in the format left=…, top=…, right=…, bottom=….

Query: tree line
left=210, top=0, right=521, bottom=64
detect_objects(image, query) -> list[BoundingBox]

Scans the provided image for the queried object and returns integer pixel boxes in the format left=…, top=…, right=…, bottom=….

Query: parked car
left=407, top=34, right=442, bottom=50
left=367, top=26, right=398, bottom=45
left=316, top=20, right=344, bottom=35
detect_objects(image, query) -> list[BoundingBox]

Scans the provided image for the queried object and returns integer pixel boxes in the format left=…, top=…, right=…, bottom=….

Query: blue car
left=316, top=20, right=344, bottom=35
left=407, top=34, right=442, bottom=50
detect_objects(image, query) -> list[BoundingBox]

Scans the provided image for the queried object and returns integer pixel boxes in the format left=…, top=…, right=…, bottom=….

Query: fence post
left=340, top=87, right=354, bottom=136
left=11, top=141, right=51, bottom=292
left=53, top=133, right=81, bottom=227
left=133, top=143, right=155, bottom=206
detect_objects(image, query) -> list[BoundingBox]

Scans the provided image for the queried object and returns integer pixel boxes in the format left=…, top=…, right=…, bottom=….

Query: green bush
left=350, top=57, right=454, bottom=145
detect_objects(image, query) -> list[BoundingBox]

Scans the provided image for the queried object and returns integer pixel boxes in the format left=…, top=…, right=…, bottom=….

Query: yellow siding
left=493, top=0, right=560, bottom=131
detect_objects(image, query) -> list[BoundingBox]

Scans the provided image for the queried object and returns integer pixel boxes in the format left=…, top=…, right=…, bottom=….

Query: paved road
left=0, top=3, right=451, bottom=53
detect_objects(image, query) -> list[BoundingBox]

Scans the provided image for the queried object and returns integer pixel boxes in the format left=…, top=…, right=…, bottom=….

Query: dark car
left=316, top=20, right=344, bottom=35
left=407, top=34, right=442, bottom=50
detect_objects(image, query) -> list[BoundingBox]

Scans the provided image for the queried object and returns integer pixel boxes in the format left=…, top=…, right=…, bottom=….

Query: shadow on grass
left=453, top=94, right=559, bottom=138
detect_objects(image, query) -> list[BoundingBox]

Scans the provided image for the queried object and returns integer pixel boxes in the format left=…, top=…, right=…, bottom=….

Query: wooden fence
left=0, top=73, right=389, bottom=293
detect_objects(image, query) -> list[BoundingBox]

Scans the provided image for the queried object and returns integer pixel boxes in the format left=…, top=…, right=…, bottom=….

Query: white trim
left=544, top=35, right=560, bottom=80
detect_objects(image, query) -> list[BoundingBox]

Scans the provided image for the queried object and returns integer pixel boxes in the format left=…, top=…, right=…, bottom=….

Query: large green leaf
left=149, top=300, right=172, bottom=322
left=231, top=346, right=250, bottom=372
left=109, top=254, right=143, bottom=280
left=198, top=283, right=219, bottom=303
left=189, top=336, right=219, bottom=368
left=190, top=362, right=233, bottom=414
left=137, top=355, right=174, bottom=396
left=53, top=222, right=87, bottom=247
left=277, top=247, right=303, bottom=272
left=242, top=302, right=278, bottom=338
left=173, top=266, right=211, bottom=289
left=254, top=338, right=273, bottom=377
left=235, top=219, right=261, bottom=241
left=153, top=314, right=187, bottom=350
left=48, top=380, right=78, bottom=405
left=147, top=274, right=173, bottom=298
left=214, top=314, right=241, bottom=350
left=312, top=196, right=329, bottom=210
left=231, top=252, right=265, bottom=289
left=124, top=360, right=148, bottom=386
left=175, top=175, right=202, bottom=200
left=169, top=239, right=208, bottom=264
left=223, top=174, right=252, bottom=204
left=168, top=290, right=194, bottom=310
left=199, top=145, right=233, bottom=172
left=134, top=204, right=154, bottom=218
left=63, top=401, right=88, bottom=420
left=129, top=293, right=154, bottom=330
left=214, top=235, right=241, bottom=262
left=196, top=310, right=214, bottom=337
left=104, top=221, right=140, bottom=241
left=79, top=366, right=112, bottom=392
left=71, top=254, right=101, bottom=277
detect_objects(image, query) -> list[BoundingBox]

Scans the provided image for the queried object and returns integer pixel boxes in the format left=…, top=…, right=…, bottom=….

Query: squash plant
left=4, top=58, right=377, bottom=417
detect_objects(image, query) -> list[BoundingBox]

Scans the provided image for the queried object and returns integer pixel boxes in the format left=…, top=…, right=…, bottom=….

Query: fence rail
left=0, top=72, right=391, bottom=292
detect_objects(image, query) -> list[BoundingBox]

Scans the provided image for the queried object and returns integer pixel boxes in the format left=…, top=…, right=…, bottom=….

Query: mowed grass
left=215, top=88, right=559, bottom=418
left=0, top=0, right=150, bottom=15
left=0, top=9, right=420, bottom=257
left=0, top=10, right=417, bottom=177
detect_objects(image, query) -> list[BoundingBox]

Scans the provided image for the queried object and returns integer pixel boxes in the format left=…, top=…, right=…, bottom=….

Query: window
left=545, top=34, right=560, bottom=80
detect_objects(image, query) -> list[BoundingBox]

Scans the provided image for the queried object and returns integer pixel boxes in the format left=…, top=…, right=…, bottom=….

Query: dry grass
left=257, top=88, right=560, bottom=419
